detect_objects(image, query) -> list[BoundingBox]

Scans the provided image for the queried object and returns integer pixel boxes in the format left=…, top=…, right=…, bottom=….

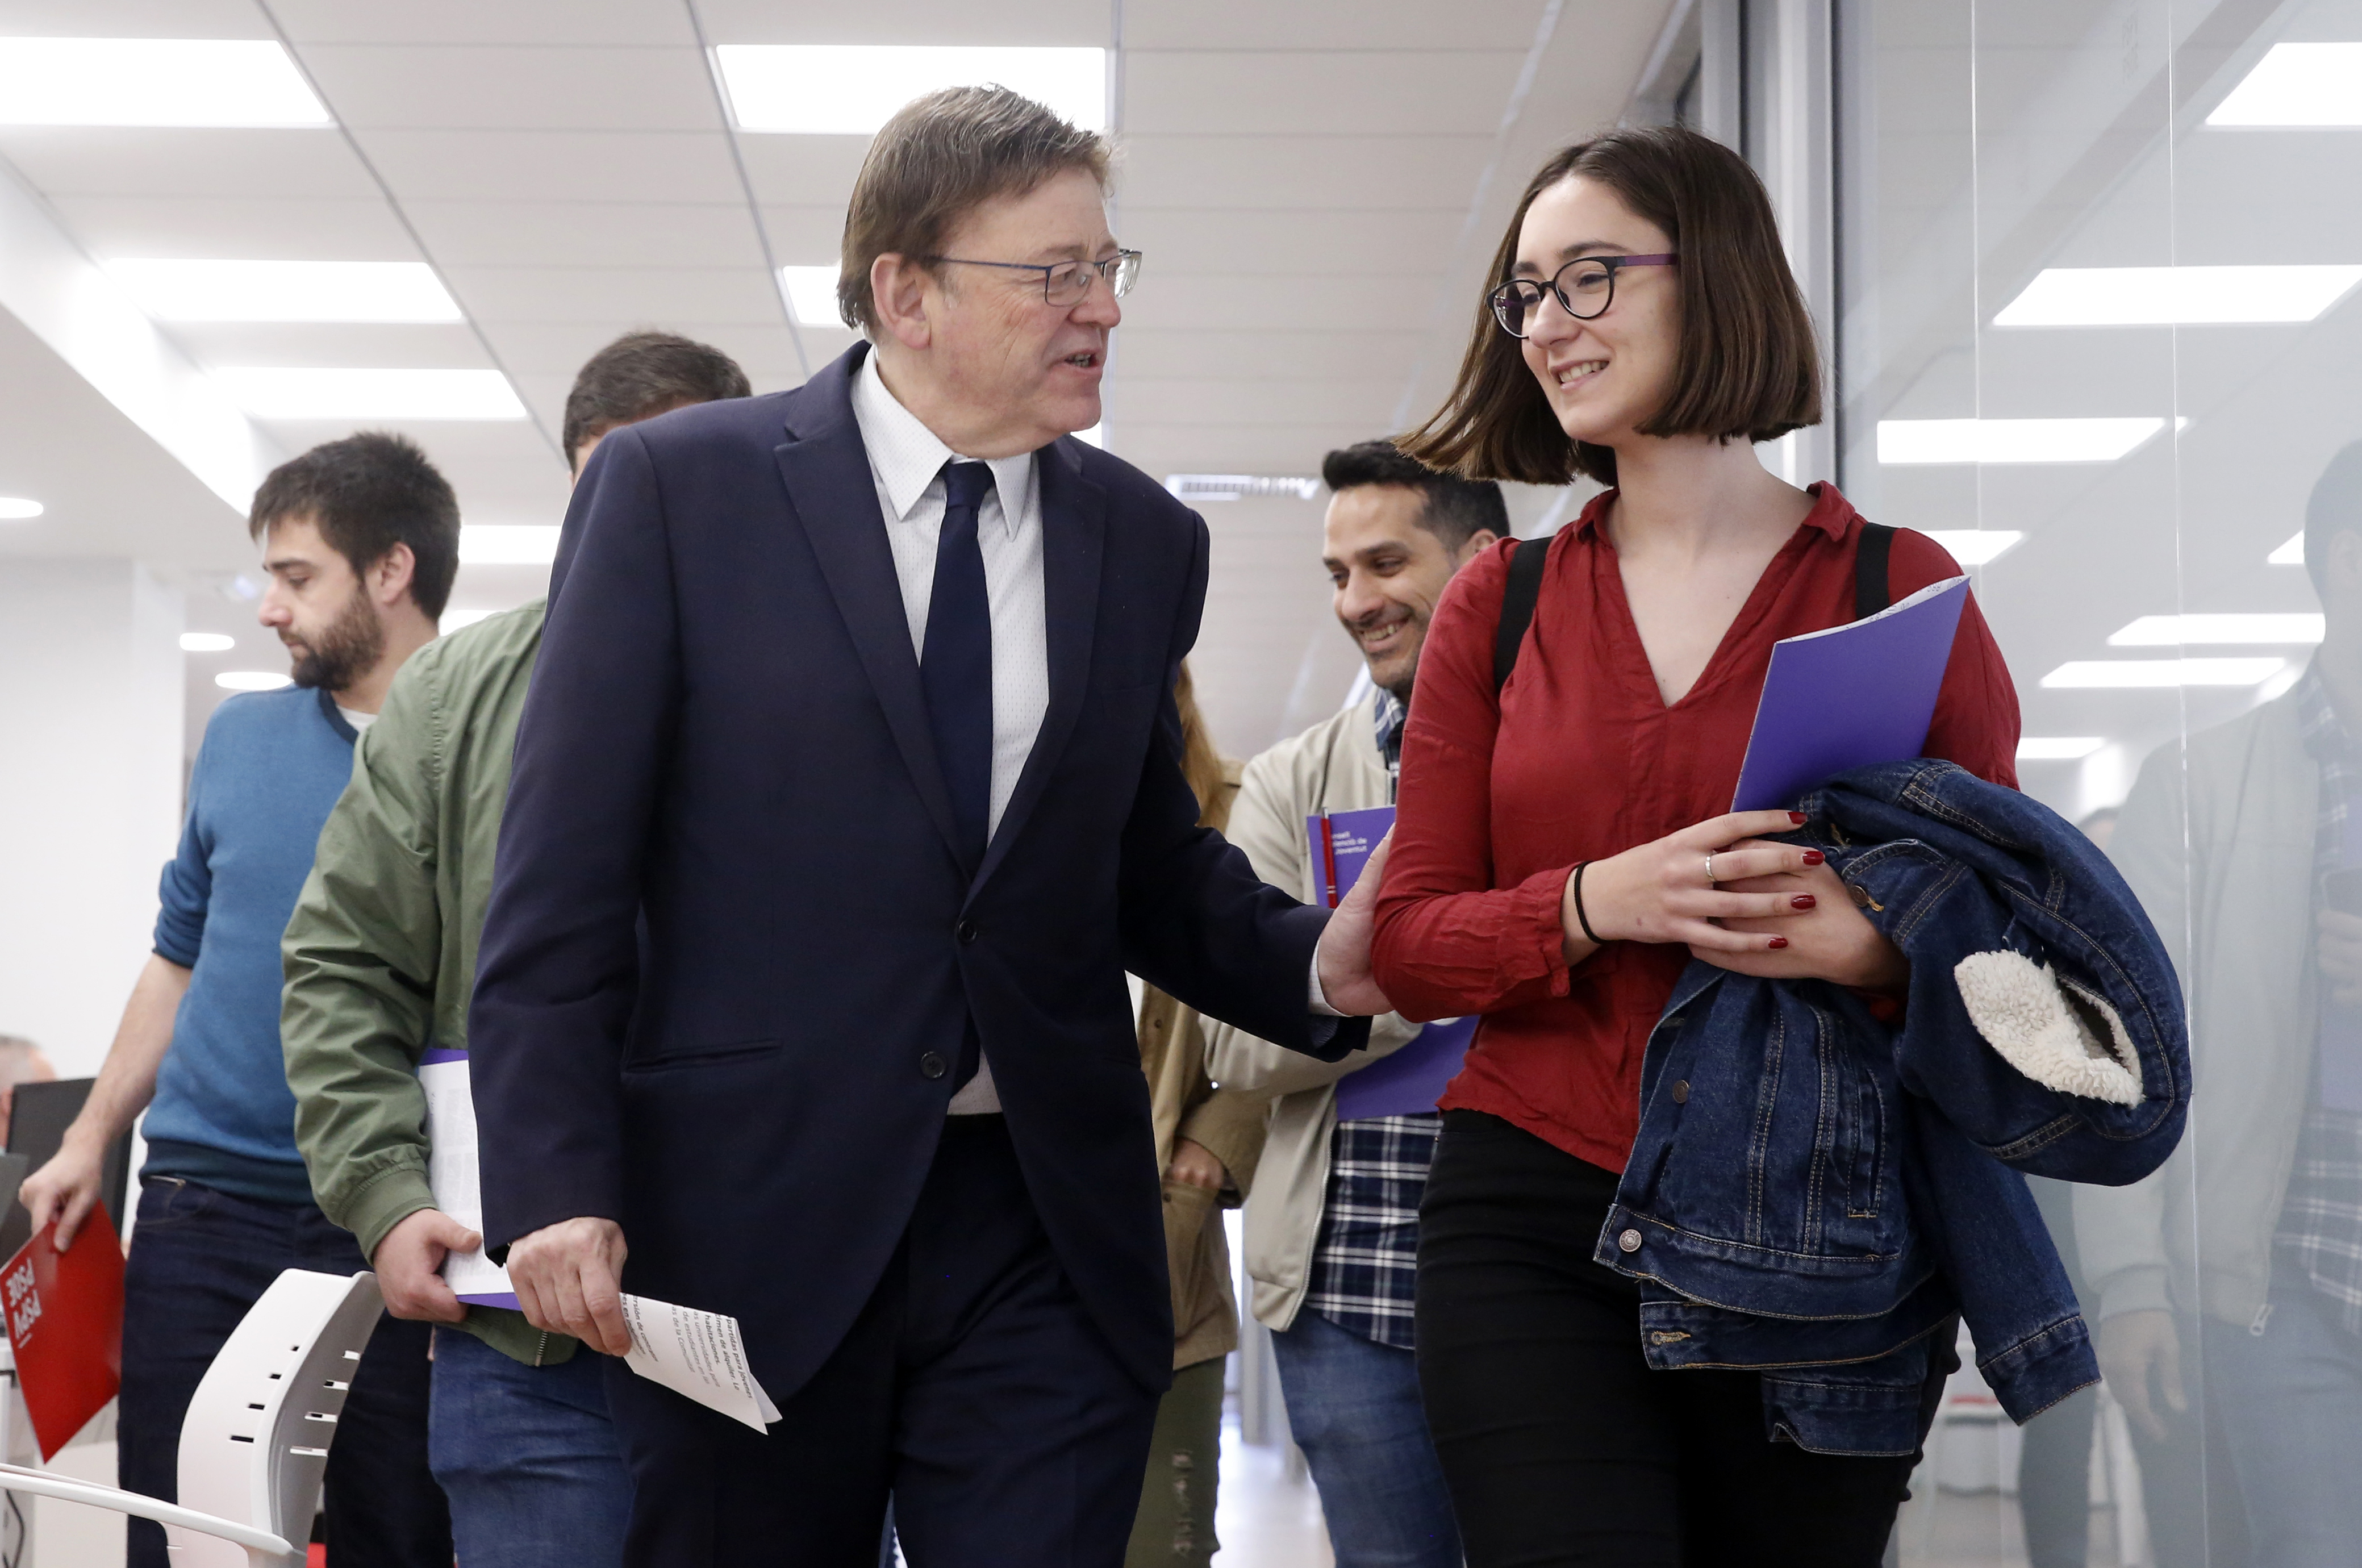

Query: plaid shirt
left=1304, top=1112, right=1439, bottom=1349
left=1301, top=687, right=1435, bottom=1349
left=2275, top=664, right=2362, bottom=1336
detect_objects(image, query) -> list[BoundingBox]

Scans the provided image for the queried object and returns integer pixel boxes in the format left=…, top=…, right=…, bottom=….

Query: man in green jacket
left=281, top=331, right=749, bottom=1568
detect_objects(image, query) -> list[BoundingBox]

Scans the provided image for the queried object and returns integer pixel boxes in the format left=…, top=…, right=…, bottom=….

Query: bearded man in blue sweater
left=22, top=432, right=460, bottom=1568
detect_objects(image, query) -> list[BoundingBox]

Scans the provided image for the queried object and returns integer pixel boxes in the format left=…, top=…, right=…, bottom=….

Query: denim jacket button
left=1848, top=882, right=1872, bottom=907
left=1617, top=1228, right=1643, bottom=1253
left=1671, top=1079, right=1691, bottom=1104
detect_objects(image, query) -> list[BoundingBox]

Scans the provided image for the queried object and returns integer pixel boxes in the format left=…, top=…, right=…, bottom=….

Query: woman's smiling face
left=1513, top=175, right=1681, bottom=452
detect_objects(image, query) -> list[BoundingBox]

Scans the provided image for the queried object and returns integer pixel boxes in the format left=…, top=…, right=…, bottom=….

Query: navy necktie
left=922, top=460, right=994, bottom=1091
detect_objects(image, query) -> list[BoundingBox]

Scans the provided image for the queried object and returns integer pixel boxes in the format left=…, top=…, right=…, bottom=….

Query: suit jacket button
left=919, top=1052, right=948, bottom=1079
left=1618, top=1228, right=1643, bottom=1254
left=1671, top=1079, right=1691, bottom=1104
left=955, top=919, right=980, bottom=944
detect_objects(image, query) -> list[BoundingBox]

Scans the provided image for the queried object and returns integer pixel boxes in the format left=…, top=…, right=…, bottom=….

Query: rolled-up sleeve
left=153, top=747, right=215, bottom=967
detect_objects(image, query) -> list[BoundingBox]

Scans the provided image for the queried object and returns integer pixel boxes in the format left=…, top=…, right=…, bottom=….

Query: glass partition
left=1839, top=2, right=2362, bottom=1562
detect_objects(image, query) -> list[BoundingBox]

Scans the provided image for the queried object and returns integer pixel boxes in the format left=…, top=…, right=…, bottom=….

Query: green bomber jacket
left=280, top=599, right=573, bottom=1366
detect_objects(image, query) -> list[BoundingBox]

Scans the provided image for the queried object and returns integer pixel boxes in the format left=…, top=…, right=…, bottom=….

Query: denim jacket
left=1596, top=760, right=2191, bottom=1454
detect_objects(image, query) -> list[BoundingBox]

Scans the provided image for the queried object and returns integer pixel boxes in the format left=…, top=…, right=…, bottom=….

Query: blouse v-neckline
left=1590, top=515, right=1821, bottom=713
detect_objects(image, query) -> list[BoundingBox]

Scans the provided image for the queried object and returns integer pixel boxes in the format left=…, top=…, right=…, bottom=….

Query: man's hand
left=2098, top=1308, right=2186, bottom=1443
left=507, top=1216, right=632, bottom=1356
left=1165, top=1138, right=1230, bottom=1191
left=1315, top=832, right=1394, bottom=1016
left=20, top=1132, right=110, bottom=1254
left=371, top=1209, right=479, bottom=1324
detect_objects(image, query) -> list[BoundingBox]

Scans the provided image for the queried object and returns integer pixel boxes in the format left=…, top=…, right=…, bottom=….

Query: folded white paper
left=418, top=1055, right=514, bottom=1303
left=620, top=1294, right=781, bottom=1433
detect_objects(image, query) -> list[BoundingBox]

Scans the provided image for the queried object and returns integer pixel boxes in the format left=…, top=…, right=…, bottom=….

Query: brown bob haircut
left=836, top=85, right=1111, bottom=333
left=1401, top=125, right=1821, bottom=488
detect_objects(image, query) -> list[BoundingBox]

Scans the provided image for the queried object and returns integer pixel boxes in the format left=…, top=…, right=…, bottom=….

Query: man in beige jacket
left=1204, top=441, right=1503, bottom=1567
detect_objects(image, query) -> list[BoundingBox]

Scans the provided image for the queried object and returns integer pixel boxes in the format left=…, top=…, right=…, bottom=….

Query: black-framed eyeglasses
left=1488, top=253, right=1677, bottom=338
left=925, top=249, right=1143, bottom=307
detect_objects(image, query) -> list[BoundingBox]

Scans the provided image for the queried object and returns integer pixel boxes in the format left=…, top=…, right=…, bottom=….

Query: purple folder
left=1307, top=807, right=1478, bottom=1121
left=1730, top=576, right=1971, bottom=812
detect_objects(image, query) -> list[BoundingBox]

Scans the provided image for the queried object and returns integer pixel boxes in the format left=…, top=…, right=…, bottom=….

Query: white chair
left=0, top=1267, right=383, bottom=1567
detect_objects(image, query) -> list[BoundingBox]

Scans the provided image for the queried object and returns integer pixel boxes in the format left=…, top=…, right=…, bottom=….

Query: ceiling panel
left=1124, top=51, right=1530, bottom=137
left=270, top=0, right=696, bottom=48
left=732, top=135, right=877, bottom=207
left=406, top=198, right=766, bottom=268
left=1109, top=327, right=1425, bottom=382
left=1120, top=208, right=1464, bottom=277
left=1117, top=376, right=1402, bottom=429
left=298, top=44, right=719, bottom=133
left=353, top=129, right=744, bottom=203
left=0, top=1, right=265, bottom=39
left=1125, top=0, right=1549, bottom=52
left=444, top=264, right=781, bottom=324
left=1119, top=134, right=1495, bottom=210
left=694, top=0, right=1109, bottom=47
left=47, top=195, right=418, bottom=260
left=480, top=320, right=816, bottom=384
left=0, top=128, right=375, bottom=199
left=1123, top=271, right=1430, bottom=333
left=757, top=204, right=853, bottom=265
left=162, top=322, right=489, bottom=368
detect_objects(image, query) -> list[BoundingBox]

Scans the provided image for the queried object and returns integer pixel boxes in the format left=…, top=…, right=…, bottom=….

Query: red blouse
left=1369, top=484, right=2021, bottom=1175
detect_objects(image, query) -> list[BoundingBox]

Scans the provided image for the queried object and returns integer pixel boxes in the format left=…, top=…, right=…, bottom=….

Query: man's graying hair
left=837, top=85, right=1111, bottom=333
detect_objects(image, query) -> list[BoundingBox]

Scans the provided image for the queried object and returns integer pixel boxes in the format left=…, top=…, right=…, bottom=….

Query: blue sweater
left=145, top=686, right=358, bottom=1206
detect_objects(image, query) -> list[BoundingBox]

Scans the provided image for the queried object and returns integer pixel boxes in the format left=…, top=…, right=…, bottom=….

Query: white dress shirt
left=850, top=353, right=1049, bottom=1114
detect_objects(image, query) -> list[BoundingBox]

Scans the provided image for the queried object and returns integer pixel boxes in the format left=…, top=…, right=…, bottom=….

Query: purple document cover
left=1307, top=807, right=1478, bottom=1120
left=1730, top=576, right=1971, bottom=812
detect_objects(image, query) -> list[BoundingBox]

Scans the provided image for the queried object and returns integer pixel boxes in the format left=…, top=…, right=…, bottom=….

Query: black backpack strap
left=1854, top=522, right=1896, bottom=620
left=1494, top=534, right=1551, bottom=695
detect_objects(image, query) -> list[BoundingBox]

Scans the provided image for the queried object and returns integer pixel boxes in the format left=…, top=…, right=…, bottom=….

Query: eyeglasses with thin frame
left=1488, top=253, right=1677, bottom=339
left=925, top=249, right=1143, bottom=308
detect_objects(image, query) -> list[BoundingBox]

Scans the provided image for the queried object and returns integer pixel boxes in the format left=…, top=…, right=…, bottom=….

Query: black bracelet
left=1571, top=861, right=1605, bottom=946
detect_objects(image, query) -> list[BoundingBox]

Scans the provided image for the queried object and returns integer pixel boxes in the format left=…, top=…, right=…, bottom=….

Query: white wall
left=0, top=560, right=183, bottom=1077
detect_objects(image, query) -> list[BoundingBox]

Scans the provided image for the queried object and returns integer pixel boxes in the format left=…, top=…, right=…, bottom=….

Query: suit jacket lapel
left=973, top=437, right=1104, bottom=896
left=773, top=350, right=969, bottom=873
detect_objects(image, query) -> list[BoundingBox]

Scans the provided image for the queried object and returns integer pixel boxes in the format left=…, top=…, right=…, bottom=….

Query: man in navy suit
left=468, top=85, right=1386, bottom=1566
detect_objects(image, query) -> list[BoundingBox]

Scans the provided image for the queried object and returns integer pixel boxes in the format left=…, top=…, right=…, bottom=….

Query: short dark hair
left=1322, top=440, right=1509, bottom=552
left=248, top=433, right=461, bottom=620
left=1401, top=125, right=1821, bottom=489
left=2304, top=440, right=2362, bottom=595
left=837, top=85, right=1111, bottom=332
left=562, top=331, right=752, bottom=468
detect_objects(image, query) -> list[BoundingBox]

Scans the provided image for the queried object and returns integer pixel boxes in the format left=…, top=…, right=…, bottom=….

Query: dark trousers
left=1415, top=1111, right=1940, bottom=1568
left=118, top=1176, right=451, bottom=1568
left=607, top=1115, right=1159, bottom=1567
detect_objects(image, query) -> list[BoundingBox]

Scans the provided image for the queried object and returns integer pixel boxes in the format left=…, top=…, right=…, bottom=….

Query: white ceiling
left=0, top=0, right=1670, bottom=757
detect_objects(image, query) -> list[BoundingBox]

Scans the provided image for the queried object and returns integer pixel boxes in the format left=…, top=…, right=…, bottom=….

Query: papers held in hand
left=1731, top=575, right=1971, bottom=812
left=621, top=1294, right=780, bottom=1433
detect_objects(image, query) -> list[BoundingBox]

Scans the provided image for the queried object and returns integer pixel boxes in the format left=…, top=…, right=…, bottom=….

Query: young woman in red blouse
left=1376, top=127, right=2020, bottom=1566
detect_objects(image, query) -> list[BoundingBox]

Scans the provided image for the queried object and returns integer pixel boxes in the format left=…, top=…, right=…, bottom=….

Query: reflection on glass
left=1841, top=2, right=2362, bottom=1562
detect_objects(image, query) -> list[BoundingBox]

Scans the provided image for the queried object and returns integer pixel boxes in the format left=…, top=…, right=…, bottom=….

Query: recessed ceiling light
left=716, top=45, right=1107, bottom=134
left=459, top=526, right=560, bottom=565
left=1919, top=529, right=2025, bottom=565
left=2017, top=737, right=2107, bottom=761
left=2209, top=42, right=2362, bottom=126
left=2041, top=658, right=2286, bottom=688
left=107, top=260, right=460, bottom=324
left=214, top=369, right=527, bottom=422
left=215, top=670, right=291, bottom=691
left=1994, top=265, right=2362, bottom=326
left=2270, top=532, right=2306, bottom=565
left=2108, top=612, right=2323, bottom=645
left=1877, top=419, right=2168, bottom=464
left=0, top=497, right=42, bottom=520
left=1164, top=474, right=1322, bottom=503
left=179, top=632, right=235, bottom=653
left=0, top=38, right=330, bottom=127
left=778, top=266, right=842, bottom=327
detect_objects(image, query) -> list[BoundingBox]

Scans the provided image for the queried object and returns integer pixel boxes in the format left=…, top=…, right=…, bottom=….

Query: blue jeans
left=1270, top=1310, right=1461, bottom=1568
left=119, top=1177, right=449, bottom=1568
left=428, top=1326, right=633, bottom=1568
left=2204, top=1285, right=2362, bottom=1568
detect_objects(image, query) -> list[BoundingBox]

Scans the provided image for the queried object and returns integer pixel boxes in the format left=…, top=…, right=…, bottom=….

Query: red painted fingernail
left=1768, top=937, right=1791, bottom=949
left=1788, top=812, right=1808, bottom=825
left=1792, top=895, right=1817, bottom=910
left=1801, top=849, right=1825, bottom=865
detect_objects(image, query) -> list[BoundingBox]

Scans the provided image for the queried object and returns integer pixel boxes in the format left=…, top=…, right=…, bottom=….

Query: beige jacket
left=1139, top=761, right=1276, bottom=1371
left=1204, top=693, right=1426, bottom=1331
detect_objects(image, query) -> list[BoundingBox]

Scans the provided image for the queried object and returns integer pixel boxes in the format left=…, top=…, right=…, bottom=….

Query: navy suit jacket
left=469, top=346, right=1361, bottom=1399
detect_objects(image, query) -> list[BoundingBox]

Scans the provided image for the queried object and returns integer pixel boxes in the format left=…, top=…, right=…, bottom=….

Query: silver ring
left=1704, top=852, right=1720, bottom=886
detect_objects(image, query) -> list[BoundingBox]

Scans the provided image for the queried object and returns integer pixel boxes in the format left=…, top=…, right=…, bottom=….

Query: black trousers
left=118, top=1177, right=450, bottom=1568
left=1415, top=1110, right=1943, bottom=1568
left=606, top=1115, right=1160, bottom=1567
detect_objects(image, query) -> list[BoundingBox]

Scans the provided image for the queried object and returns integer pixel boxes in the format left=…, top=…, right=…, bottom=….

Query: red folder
left=2, top=1209, right=124, bottom=1459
